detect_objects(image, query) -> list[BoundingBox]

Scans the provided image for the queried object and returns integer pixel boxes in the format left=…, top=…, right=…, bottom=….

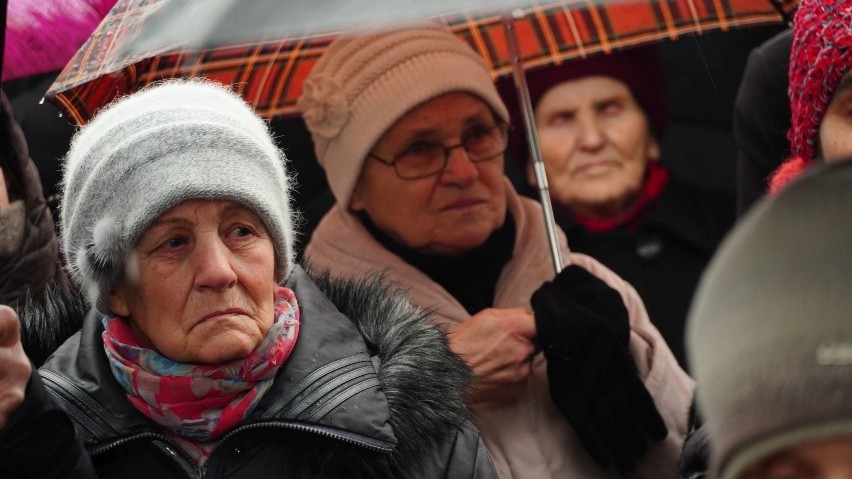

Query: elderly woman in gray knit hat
left=685, top=160, right=852, bottom=479
left=0, top=80, right=497, bottom=478
left=300, top=23, right=694, bottom=478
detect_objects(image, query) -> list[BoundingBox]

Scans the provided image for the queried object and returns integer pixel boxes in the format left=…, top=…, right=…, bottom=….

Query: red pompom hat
left=769, top=0, right=852, bottom=193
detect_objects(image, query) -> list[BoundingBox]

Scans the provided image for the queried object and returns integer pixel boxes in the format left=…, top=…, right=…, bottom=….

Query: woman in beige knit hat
left=299, top=24, right=694, bottom=479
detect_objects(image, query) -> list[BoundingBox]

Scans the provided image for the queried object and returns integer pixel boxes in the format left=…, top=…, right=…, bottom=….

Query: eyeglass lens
left=393, top=124, right=507, bottom=179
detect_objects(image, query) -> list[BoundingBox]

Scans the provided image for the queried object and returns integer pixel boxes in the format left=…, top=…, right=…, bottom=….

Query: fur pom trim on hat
left=767, top=156, right=809, bottom=196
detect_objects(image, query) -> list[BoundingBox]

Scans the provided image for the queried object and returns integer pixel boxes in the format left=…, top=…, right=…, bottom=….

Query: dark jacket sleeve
left=733, top=29, right=793, bottom=216
left=677, top=424, right=710, bottom=479
left=0, top=370, right=97, bottom=479
left=430, top=423, right=498, bottom=479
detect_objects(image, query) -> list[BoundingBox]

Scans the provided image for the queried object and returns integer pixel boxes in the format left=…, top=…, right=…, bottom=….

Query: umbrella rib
left=270, top=38, right=305, bottom=118
left=533, top=2, right=562, bottom=66
left=585, top=0, right=610, bottom=54
left=463, top=13, right=494, bottom=73
left=561, top=2, right=587, bottom=58
left=710, top=0, right=730, bottom=31
left=685, top=0, right=704, bottom=34
left=656, top=0, right=679, bottom=41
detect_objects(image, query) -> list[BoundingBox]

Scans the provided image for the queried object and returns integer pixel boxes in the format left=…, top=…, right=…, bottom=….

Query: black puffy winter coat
left=0, top=267, right=495, bottom=478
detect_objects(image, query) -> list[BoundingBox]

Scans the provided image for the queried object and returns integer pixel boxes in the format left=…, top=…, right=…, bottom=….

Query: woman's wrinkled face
left=819, top=71, right=852, bottom=164
left=533, top=76, right=660, bottom=220
left=349, top=92, right=507, bottom=256
left=740, top=437, right=852, bottom=479
left=108, top=199, right=277, bottom=364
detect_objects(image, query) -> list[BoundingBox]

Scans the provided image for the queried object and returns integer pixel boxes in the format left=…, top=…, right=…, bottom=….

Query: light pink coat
left=305, top=181, right=694, bottom=479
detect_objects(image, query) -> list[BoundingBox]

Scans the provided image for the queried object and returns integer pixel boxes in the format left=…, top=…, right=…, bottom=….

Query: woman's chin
left=186, top=335, right=260, bottom=364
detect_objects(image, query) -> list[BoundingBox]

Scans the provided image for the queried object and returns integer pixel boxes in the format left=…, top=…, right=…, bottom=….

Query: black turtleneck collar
left=359, top=212, right=516, bottom=315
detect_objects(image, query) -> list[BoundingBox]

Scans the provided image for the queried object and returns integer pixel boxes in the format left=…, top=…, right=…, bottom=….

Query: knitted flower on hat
left=787, top=0, right=852, bottom=163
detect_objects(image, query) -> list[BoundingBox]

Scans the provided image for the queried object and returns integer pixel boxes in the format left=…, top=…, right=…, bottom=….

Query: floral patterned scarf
left=102, top=286, right=300, bottom=465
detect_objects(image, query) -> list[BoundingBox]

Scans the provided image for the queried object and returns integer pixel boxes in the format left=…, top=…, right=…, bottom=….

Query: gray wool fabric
left=687, top=160, right=852, bottom=479
left=61, top=80, right=295, bottom=311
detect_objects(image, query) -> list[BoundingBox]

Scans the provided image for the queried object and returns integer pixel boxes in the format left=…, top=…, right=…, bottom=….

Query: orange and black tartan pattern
left=48, top=0, right=797, bottom=125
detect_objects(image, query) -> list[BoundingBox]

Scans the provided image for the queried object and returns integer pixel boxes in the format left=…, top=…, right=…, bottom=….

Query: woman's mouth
left=198, top=308, right=248, bottom=323
left=442, top=198, right=485, bottom=211
left=572, top=160, right=618, bottom=176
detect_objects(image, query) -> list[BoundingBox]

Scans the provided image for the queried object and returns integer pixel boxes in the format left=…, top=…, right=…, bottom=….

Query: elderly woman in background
left=512, top=48, right=734, bottom=367
left=0, top=80, right=495, bottom=478
left=300, top=24, right=693, bottom=478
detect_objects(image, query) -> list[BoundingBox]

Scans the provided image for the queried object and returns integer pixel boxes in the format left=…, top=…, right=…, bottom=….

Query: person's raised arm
left=0, top=305, right=30, bottom=429
left=0, top=305, right=97, bottom=478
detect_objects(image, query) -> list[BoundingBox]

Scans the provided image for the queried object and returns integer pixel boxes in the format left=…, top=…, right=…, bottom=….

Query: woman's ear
left=348, top=183, right=365, bottom=212
left=647, top=136, right=661, bottom=162
left=108, top=287, right=131, bottom=317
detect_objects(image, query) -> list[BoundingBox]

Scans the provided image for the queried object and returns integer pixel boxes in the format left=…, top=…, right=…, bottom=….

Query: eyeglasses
left=368, top=122, right=509, bottom=180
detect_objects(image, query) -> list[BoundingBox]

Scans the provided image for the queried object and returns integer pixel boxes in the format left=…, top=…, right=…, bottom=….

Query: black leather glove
left=531, top=265, right=668, bottom=473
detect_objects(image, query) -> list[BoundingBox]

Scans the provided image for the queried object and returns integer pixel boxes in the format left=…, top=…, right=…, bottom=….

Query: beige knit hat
left=297, top=23, right=509, bottom=207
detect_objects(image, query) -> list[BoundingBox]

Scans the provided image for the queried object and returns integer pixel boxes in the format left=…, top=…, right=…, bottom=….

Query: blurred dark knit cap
left=498, top=47, right=668, bottom=164
left=688, top=160, right=852, bottom=479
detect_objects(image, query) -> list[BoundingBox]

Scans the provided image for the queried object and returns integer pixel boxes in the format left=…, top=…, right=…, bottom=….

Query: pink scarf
left=102, top=286, right=300, bottom=464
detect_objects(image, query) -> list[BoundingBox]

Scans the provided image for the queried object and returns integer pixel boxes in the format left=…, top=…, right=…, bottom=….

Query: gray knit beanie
left=297, top=23, right=509, bottom=207
left=687, top=160, right=852, bottom=479
left=61, top=80, right=295, bottom=312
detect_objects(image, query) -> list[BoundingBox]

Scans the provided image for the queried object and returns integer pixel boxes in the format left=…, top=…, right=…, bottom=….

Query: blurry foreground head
left=687, top=161, right=852, bottom=479
left=769, top=0, right=852, bottom=192
left=61, top=80, right=295, bottom=313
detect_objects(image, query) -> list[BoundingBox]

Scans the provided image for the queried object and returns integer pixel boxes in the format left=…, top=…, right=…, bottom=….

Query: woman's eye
left=548, top=112, right=575, bottom=126
left=403, top=141, right=435, bottom=155
left=465, top=126, right=489, bottom=139
left=163, top=237, right=186, bottom=250
left=599, top=100, right=623, bottom=115
left=230, top=226, right=254, bottom=238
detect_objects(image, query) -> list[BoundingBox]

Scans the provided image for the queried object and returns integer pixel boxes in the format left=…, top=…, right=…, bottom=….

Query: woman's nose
left=440, top=147, right=479, bottom=186
left=194, top=237, right=238, bottom=290
left=577, top=117, right=605, bottom=151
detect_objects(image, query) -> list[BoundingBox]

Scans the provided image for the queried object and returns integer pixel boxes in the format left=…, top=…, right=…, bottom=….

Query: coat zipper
left=204, top=421, right=394, bottom=477
left=89, top=432, right=203, bottom=479
left=216, top=420, right=394, bottom=453
left=88, top=422, right=393, bottom=478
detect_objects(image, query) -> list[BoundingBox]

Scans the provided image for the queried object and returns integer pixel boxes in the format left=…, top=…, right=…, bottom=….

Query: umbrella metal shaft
left=502, top=14, right=564, bottom=275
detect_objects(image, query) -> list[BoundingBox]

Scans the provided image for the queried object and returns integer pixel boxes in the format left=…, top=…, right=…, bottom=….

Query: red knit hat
left=787, top=0, right=852, bottom=163
left=768, top=0, right=852, bottom=194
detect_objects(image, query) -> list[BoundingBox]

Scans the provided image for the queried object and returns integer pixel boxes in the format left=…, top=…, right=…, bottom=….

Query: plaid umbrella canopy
left=45, top=0, right=795, bottom=272
left=47, top=0, right=797, bottom=125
